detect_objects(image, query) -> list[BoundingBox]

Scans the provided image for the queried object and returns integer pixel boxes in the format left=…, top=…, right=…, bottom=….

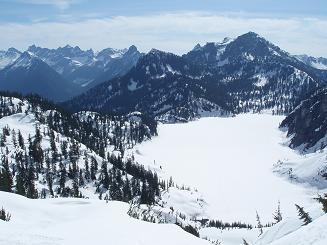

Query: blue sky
left=0, top=0, right=326, bottom=56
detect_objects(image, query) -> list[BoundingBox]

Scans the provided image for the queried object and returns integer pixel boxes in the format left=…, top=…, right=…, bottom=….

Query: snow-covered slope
left=295, top=54, right=327, bottom=70
left=256, top=205, right=326, bottom=245
left=0, top=191, right=209, bottom=245
left=0, top=48, right=21, bottom=69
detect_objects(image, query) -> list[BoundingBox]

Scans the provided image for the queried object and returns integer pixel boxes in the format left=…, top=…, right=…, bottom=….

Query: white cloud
left=0, top=12, right=326, bottom=56
left=12, top=0, right=77, bottom=10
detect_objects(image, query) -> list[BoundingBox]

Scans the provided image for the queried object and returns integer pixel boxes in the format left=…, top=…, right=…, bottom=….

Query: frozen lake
left=133, top=114, right=319, bottom=224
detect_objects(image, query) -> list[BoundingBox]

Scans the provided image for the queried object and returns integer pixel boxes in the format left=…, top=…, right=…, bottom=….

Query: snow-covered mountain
left=87, top=45, right=143, bottom=89
left=27, top=44, right=142, bottom=88
left=0, top=52, right=79, bottom=101
left=63, top=32, right=326, bottom=122
left=62, top=47, right=232, bottom=122
left=295, top=54, right=327, bottom=70
left=0, top=45, right=142, bottom=101
left=0, top=47, right=21, bottom=69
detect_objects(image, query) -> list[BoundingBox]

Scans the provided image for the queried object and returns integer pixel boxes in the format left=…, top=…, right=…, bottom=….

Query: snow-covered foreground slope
left=131, top=114, right=323, bottom=224
left=256, top=206, right=326, bottom=245
left=0, top=191, right=209, bottom=245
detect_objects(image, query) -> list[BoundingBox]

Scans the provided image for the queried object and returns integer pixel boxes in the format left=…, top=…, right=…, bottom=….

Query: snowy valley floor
left=128, top=114, right=326, bottom=243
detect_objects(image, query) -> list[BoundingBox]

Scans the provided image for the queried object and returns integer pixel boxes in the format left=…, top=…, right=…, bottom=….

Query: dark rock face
left=280, top=88, right=327, bottom=150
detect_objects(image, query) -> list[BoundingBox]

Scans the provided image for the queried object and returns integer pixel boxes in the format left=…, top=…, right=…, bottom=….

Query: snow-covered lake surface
left=133, top=114, right=320, bottom=224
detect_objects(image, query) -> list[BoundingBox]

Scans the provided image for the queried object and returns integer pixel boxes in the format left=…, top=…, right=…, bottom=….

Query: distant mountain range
left=63, top=32, right=327, bottom=122
left=295, top=55, right=327, bottom=70
left=0, top=44, right=142, bottom=101
left=0, top=32, right=327, bottom=116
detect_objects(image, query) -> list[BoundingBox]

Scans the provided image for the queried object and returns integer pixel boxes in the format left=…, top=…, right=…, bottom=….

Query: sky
left=0, top=0, right=326, bottom=56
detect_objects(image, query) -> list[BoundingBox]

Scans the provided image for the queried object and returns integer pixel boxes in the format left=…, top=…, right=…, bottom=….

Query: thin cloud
left=0, top=12, right=326, bottom=56
left=10, top=0, right=78, bottom=10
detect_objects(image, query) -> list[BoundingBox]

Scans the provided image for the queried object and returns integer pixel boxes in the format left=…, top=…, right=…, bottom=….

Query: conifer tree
left=0, top=207, right=11, bottom=222
left=100, top=161, right=110, bottom=189
left=140, top=181, right=149, bottom=204
left=273, top=201, right=282, bottom=223
left=0, top=156, right=13, bottom=192
left=60, top=140, right=68, bottom=159
left=45, top=156, right=54, bottom=197
left=58, top=161, right=67, bottom=196
left=84, top=157, right=90, bottom=181
left=90, top=160, right=96, bottom=180
left=17, top=130, right=25, bottom=149
left=49, top=130, right=58, bottom=161
left=315, top=194, right=327, bottom=213
left=72, top=176, right=79, bottom=197
left=295, top=204, right=312, bottom=225
left=256, top=211, right=263, bottom=236
left=79, top=169, right=85, bottom=186
left=242, top=238, right=250, bottom=245
left=122, top=176, right=132, bottom=202
left=26, top=157, right=38, bottom=199
left=15, top=164, right=26, bottom=196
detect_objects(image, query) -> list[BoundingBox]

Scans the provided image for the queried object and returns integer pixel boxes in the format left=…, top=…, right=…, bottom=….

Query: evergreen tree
left=17, top=130, right=25, bottom=149
left=256, top=211, right=263, bottom=236
left=140, top=181, right=149, bottom=204
left=84, top=157, right=91, bottom=181
left=100, top=161, right=110, bottom=189
left=315, top=194, right=327, bottom=213
left=90, top=160, right=96, bottom=180
left=0, top=207, right=11, bottom=222
left=58, top=161, right=67, bottom=196
left=79, top=169, right=85, bottom=186
left=15, top=164, right=26, bottom=196
left=122, top=176, right=132, bottom=202
left=242, top=238, right=250, bottom=245
left=273, top=201, right=282, bottom=223
left=45, top=156, right=54, bottom=197
left=26, top=158, right=38, bottom=199
left=295, top=204, right=312, bottom=225
left=60, top=140, right=68, bottom=159
left=0, top=156, right=13, bottom=192
left=72, top=176, right=79, bottom=197
left=49, top=130, right=58, bottom=161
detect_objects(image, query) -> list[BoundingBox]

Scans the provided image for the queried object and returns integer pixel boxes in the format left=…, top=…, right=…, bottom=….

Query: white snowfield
left=0, top=191, right=209, bottom=245
left=132, top=114, right=323, bottom=224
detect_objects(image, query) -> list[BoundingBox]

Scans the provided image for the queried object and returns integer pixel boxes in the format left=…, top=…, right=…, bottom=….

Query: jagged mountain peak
left=7, top=47, right=21, bottom=54
left=127, top=45, right=138, bottom=53
left=9, top=51, right=39, bottom=69
left=148, top=48, right=167, bottom=55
